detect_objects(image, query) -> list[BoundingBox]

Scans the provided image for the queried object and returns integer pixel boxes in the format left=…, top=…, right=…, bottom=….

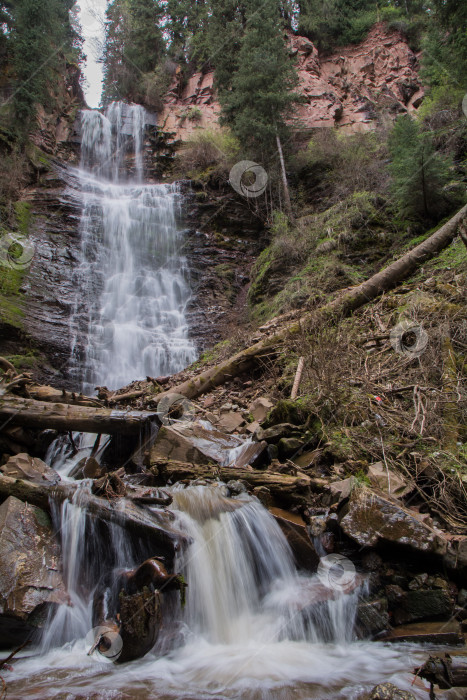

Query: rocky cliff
left=159, top=23, right=423, bottom=141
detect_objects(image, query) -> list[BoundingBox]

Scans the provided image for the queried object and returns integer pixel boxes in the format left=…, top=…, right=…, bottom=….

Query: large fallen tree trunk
left=0, top=474, right=184, bottom=553
left=159, top=204, right=467, bottom=402
left=151, top=459, right=326, bottom=506
left=0, top=395, right=158, bottom=435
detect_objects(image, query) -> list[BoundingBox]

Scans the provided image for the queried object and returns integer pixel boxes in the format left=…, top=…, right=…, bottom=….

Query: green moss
left=13, top=200, right=32, bottom=236
left=5, top=350, right=39, bottom=370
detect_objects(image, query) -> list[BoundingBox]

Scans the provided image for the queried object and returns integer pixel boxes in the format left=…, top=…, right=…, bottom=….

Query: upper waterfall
left=67, top=101, right=197, bottom=393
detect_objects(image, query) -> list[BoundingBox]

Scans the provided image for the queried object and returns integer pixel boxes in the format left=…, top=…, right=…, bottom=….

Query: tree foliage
left=388, top=115, right=454, bottom=221
left=217, top=0, right=299, bottom=157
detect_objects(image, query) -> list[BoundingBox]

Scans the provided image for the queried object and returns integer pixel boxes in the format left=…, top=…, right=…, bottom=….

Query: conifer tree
left=219, top=0, right=299, bottom=157
left=388, top=115, right=453, bottom=221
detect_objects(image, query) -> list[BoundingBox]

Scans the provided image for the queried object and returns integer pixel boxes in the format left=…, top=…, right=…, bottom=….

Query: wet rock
left=368, top=683, right=416, bottom=700
left=271, top=507, right=320, bottom=571
left=367, top=462, right=413, bottom=498
left=248, top=397, right=273, bottom=423
left=392, top=589, right=453, bottom=625
left=1, top=452, right=60, bottom=484
left=226, top=480, right=248, bottom=496
left=339, top=487, right=448, bottom=555
left=384, top=621, right=464, bottom=645
left=442, top=690, right=467, bottom=700
left=356, top=598, right=389, bottom=638
left=69, top=456, right=105, bottom=480
left=151, top=423, right=267, bottom=468
left=0, top=496, right=67, bottom=648
left=253, top=486, right=273, bottom=508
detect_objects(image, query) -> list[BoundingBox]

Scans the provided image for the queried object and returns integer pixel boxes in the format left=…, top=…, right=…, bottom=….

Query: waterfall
left=67, top=101, right=196, bottom=393
left=8, top=483, right=422, bottom=699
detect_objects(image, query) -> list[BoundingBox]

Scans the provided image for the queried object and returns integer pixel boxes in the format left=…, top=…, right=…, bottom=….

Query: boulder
left=368, top=683, right=416, bottom=700
left=339, top=487, right=448, bottom=555
left=69, top=456, right=106, bottom=480
left=392, top=589, right=453, bottom=625
left=0, top=496, right=67, bottom=648
left=328, top=476, right=355, bottom=503
left=356, top=598, right=389, bottom=638
left=248, top=397, right=273, bottom=423
left=270, top=507, right=320, bottom=571
left=1, top=452, right=60, bottom=484
left=367, top=462, right=414, bottom=498
left=217, top=411, right=245, bottom=434
left=150, top=423, right=267, bottom=468
left=278, top=437, right=304, bottom=459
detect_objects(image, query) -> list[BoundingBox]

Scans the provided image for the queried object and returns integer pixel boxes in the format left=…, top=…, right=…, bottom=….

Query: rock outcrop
left=0, top=496, right=67, bottom=648
left=159, top=23, right=423, bottom=140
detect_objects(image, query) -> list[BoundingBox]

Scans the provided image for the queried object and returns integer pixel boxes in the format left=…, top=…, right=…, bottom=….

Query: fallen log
left=158, top=203, right=467, bottom=402
left=26, top=384, right=103, bottom=408
left=151, top=459, right=321, bottom=506
left=0, top=395, right=159, bottom=435
left=0, top=474, right=184, bottom=554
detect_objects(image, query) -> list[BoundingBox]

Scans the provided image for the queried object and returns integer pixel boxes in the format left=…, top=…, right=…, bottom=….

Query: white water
left=7, top=485, right=427, bottom=699
left=67, top=102, right=196, bottom=394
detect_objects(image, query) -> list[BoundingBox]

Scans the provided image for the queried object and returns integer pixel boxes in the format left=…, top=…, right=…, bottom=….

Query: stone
left=69, top=456, right=105, bottom=480
left=248, top=397, right=274, bottom=423
left=368, top=683, right=416, bottom=700
left=383, top=621, right=463, bottom=646
left=253, top=486, right=273, bottom=508
left=444, top=536, right=467, bottom=571
left=150, top=423, right=267, bottom=468
left=217, top=411, right=245, bottom=434
left=339, top=487, right=448, bottom=555
left=367, top=461, right=413, bottom=498
left=356, top=598, right=389, bottom=638
left=459, top=589, right=467, bottom=607
left=392, top=589, right=453, bottom=625
left=329, top=477, right=355, bottom=503
left=0, top=496, right=67, bottom=648
left=1, top=452, right=60, bottom=484
left=278, top=437, right=304, bottom=459
left=271, top=507, right=320, bottom=571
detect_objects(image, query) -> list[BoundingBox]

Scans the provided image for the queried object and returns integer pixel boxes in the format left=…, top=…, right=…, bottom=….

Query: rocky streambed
left=0, top=368, right=466, bottom=699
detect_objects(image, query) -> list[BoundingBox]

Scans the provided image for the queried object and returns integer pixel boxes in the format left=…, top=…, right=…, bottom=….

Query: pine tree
left=388, top=115, right=453, bottom=221
left=10, top=0, right=75, bottom=124
left=219, top=0, right=299, bottom=157
left=102, top=0, right=165, bottom=103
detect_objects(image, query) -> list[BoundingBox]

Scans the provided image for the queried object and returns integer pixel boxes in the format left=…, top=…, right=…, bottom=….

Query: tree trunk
left=0, top=474, right=184, bottom=554
left=151, top=459, right=325, bottom=507
left=276, top=133, right=294, bottom=222
left=0, top=395, right=158, bottom=435
left=157, top=203, right=467, bottom=402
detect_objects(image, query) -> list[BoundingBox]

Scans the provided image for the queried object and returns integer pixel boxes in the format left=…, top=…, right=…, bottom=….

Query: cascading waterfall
left=8, top=483, right=424, bottom=699
left=6, top=102, right=425, bottom=698
left=68, top=101, right=196, bottom=393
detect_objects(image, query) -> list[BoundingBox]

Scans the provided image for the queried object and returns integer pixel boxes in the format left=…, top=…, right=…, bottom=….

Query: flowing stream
left=6, top=102, right=427, bottom=698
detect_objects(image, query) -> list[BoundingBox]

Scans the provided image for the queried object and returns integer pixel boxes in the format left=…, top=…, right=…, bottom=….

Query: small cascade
left=8, top=484, right=423, bottom=698
left=65, top=101, right=197, bottom=393
left=171, top=485, right=359, bottom=648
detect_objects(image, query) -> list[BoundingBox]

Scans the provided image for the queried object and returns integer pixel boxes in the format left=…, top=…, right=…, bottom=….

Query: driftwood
left=157, top=203, right=467, bottom=403
left=26, top=384, right=103, bottom=408
left=0, top=474, right=184, bottom=553
left=415, top=654, right=467, bottom=689
left=0, top=395, right=158, bottom=435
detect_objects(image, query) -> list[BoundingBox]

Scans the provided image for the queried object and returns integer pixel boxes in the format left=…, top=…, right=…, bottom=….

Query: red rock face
left=159, top=22, right=423, bottom=140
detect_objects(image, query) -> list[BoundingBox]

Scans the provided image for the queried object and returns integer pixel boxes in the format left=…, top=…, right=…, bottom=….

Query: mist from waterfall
left=67, top=101, right=196, bottom=394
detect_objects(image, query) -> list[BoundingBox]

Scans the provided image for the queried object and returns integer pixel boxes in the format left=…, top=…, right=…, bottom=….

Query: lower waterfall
left=8, top=484, right=425, bottom=699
